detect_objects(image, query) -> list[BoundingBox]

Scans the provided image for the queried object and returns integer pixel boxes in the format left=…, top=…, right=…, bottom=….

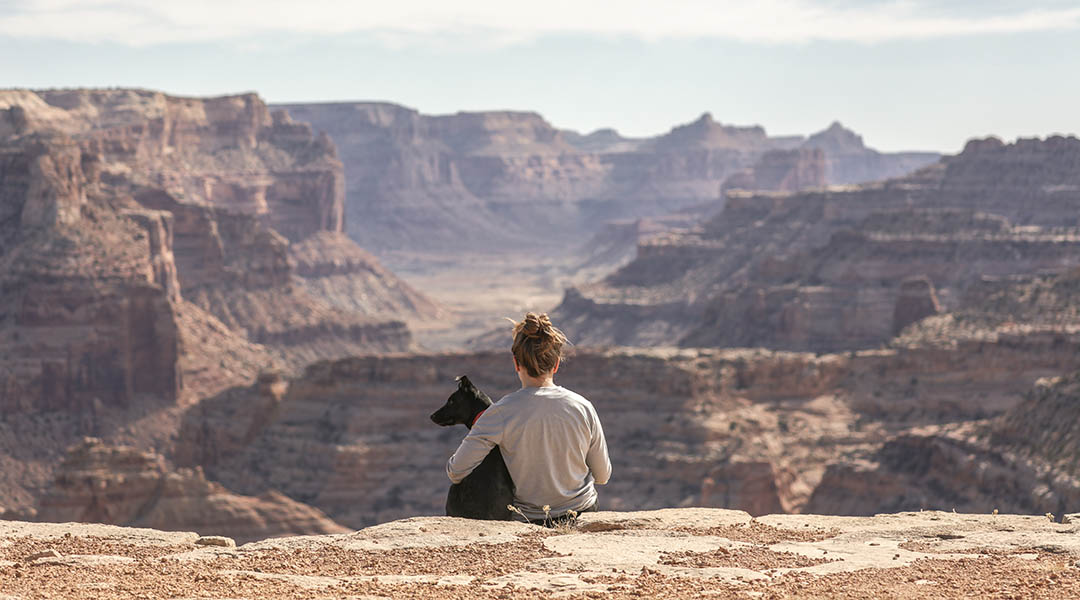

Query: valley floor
left=386, top=251, right=582, bottom=351
left=2, top=508, right=1079, bottom=599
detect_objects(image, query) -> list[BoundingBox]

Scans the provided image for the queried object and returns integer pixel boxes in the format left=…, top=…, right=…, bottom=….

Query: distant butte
left=274, top=102, right=939, bottom=257
left=555, top=134, right=1080, bottom=352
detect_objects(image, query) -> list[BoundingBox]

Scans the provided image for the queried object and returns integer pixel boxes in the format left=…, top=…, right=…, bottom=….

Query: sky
left=1, top=0, right=1078, bottom=153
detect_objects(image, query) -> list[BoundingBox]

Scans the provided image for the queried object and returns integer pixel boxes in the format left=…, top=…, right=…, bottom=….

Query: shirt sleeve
left=446, top=410, right=503, bottom=484
left=586, top=407, right=612, bottom=485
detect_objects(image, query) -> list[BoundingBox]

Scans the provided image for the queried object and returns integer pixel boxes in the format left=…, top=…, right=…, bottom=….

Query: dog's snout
left=431, top=407, right=456, bottom=426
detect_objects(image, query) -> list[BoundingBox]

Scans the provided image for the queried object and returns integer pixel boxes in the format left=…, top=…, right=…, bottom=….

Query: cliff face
left=7, top=88, right=452, bottom=366
left=722, top=148, right=827, bottom=194
left=0, top=89, right=439, bottom=516
left=803, top=121, right=940, bottom=185
left=28, top=438, right=348, bottom=544
left=174, top=328, right=1078, bottom=527
left=805, top=369, right=1080, bottom=518
left=772, top=269, right=1080, bottom=518
left=556, top=136, right=1080, bottom=351
left=0, top=90, right=428, bottom=400
left=990, top=371, right=1080, bottom=483
left=275, top=104, right=937, bottom=255
left=0, top=135, right=182, bottom=413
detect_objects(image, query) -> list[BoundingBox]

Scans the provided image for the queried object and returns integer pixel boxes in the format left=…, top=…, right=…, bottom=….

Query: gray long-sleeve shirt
left=446, top=385, right=611, bottom=520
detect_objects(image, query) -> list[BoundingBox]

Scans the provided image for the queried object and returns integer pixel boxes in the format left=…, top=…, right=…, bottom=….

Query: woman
left=446, top=312, right=611, bottom=524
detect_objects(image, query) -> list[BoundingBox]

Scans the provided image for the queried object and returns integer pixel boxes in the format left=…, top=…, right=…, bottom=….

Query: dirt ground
left=4, top=510, right=1080, bottom=599
left=1, top=535, right=1078, bottom=599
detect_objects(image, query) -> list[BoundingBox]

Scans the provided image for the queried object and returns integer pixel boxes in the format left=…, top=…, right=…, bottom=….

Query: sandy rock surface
left=3, top=508, right=1080, bottom=598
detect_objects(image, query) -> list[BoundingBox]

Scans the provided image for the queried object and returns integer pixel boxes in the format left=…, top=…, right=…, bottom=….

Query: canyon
left=278, top=102, right=938, bottom=344
left=556, top=135, right=1080, bottom=351
left=0, top=89, right=440, bottom=515
left=170, top=326, right=1079, bottom=528
left=2, top=86, right=1079, bottom=557
left=278, top=103, right=937, bottom=259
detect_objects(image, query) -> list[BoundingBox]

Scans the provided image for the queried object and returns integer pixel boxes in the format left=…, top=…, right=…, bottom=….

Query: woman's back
left=467, top=385, right=610, bottom=519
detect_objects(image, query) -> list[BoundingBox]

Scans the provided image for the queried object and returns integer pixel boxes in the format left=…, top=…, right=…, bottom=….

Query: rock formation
left=0, top=89, right=440, bottom=523
left=290, top=232, right=446, bottom=321
left=721, top=148, right=827, bottom=194
left=803, top=121, right=940, bottom=185
left=3, top=89, right=1074, bottom=547
left=275, top=104, right=938, bottom=256
left=556, top=136, right=1080, bottom=351
left=792, top=265, right=1080, bottom=516
left=0, top=89, right=436, bottom=404
left=891, top=276, right=942, bottom=336
left=6, top=505, right=1080, bottom=598
left=28, top=437, right=348, bottom=544
left=805, top=370, right=1080, bottom=518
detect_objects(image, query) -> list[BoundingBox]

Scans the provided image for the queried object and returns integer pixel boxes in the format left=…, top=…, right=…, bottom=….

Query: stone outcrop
left=891, top=276, right=942, bottom=336
left=722, top=148, right=827, bottom=194
left=0, top=89, right=432, bottom=384
left=991, top=371, right=1080, bottom=476
left=803, top=121, right=940, bottom=185
left=893, top=265, right=1080, bottom=349
left=5, top=508, right=1080, bottom=598
left=290, top=232, right=446, bottom=322
left=28, top=438, right=348, bottom=544
left=0, top=201, right=182, bottom=413
left=806, top=370, right=1080, bottom=518
left=275, top=103, right=937, bottom=256
left=557, top=136, right=1080, bottom=351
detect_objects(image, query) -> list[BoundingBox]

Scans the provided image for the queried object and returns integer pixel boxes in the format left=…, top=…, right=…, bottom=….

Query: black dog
left=430, top=375, right=516, bottom=520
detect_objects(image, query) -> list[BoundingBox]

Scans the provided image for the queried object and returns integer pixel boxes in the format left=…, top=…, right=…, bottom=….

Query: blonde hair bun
left=521, top=313, right=552, bottom=338
left=512, top=312, right=567, bottom=377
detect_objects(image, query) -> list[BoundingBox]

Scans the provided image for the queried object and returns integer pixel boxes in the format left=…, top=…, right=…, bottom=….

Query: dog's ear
left=455, top=375, right=474, bottom=390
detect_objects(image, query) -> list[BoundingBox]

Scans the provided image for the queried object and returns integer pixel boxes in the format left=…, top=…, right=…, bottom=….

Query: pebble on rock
left=195, top=536, right=236, bottom=548
left=27, top=549, right=62, bottom=561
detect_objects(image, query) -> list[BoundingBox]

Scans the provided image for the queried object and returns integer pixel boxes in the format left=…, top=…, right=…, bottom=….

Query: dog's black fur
left=430, top=375, right=516, bottom=520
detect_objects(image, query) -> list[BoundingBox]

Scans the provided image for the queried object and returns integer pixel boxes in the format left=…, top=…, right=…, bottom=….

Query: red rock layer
left=0, top=89, right=438, bottom=519
left=557, top=136, right=1080, bottom=351
left=276, top=104, right=936, bottom=254
left=29, top=438, right=348, bottom=544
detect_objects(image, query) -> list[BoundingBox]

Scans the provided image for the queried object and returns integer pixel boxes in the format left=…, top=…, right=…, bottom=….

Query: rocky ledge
left=2, top=508, right=1079, bottom=599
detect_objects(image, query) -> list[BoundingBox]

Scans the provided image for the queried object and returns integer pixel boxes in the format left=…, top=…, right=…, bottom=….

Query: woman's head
left=511, top=312, right=567, bottom=378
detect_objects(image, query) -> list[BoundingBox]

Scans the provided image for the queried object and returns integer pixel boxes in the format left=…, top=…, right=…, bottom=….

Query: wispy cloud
left=2, top=0, right=1079, bottom=46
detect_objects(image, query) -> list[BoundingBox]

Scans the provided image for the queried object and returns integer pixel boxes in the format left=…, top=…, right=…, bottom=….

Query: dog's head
left=430, top=375, right=493, bottom=428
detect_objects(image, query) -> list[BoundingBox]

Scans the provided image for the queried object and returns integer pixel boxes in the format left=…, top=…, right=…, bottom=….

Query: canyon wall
left=0, top=89, right=441, bottom=516
left=174, top=327, right=1079, bottom=527
left=24, top=437, right=348, bottom=543
left=276, top=103, right=938, bottom=257
left=0, top=90, right=434, bottom=402
left=3, top=89, right=1072, bottom=541
left=805, top=369, right=1080, bottom=518
left=556, top=136, right=1080, bottom=352
left=803, top=121, right=941, bottom=185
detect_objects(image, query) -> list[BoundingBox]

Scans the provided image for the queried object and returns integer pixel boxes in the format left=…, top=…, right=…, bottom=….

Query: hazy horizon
left=3, top=0, right=1079, bottom=153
